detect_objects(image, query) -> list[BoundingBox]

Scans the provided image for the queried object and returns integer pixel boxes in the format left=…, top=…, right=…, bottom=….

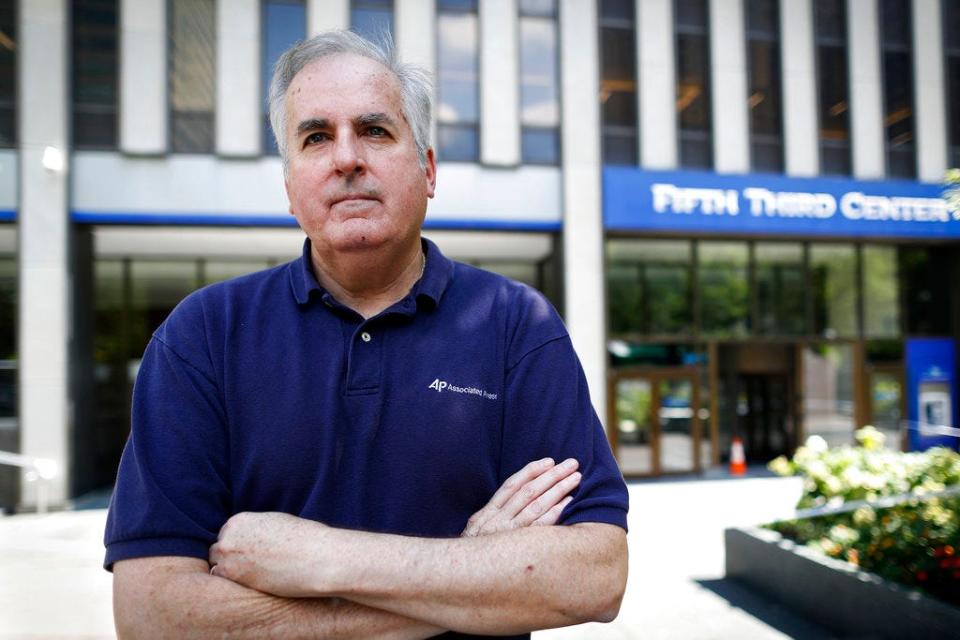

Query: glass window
left=746, top=0, right=783, bottom=172
left=900, top=245, right=954, bottom=336
left=73, top=0, right=118, bottom=149
left=600, top=0, right=637, bottom=165
left=675, top=0, right=712, bottom=169
left=814, top=0, right=850, bottom=174
left=202, top=260, right=271, bottom=286
left=0, top=227, right=15, bottom=361
left=699, top=241, right=749, bottom=336
left=520, top=2, right=560, bottom=165
left=810, top=244, right=857, bottom=338
left=607, top=240, right=692, bottom=336
left=880, top=0, right=915, bottom=178
left=263, top=0, right=306, bottom=154
left=437, top=0, right=479, bottom=162
left=944, top=0, right=960, bottom=168
left=351, top=0, right=393, bottom=44
left=863, top=245, right=899, bottom=338
left=803, top=343, right=855, bottom=448
left=755, top=242, right=805, bottom=335
left=0, top=2, right=15, bottom=147
left=169, top=0, right=216, bottom=153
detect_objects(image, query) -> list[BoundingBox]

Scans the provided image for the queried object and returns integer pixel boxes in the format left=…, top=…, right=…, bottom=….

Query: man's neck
left=310, top=240, right=425, bottom=319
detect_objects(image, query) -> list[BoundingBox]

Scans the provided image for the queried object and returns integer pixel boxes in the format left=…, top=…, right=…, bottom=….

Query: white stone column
left=913, top=0, right=948, bottom=183
left=307, top=0, right=349, bottom=35
left=217, top=0, right=261, bottom=157
left=780, top=0, right=819, bottom=176
left=709, top=0, right=750, bottom=173
left=480, top=0, right=520, bottom=166
left=638, top=0, right=677, bottom=169
left=559, top=0, right=606, bottom=424
left=120, top=0, right=167, bottom=154
left=18, top=0, right=70, bottom=508
left=847, top=0, right=885, bottom=179
left=395, top=0, right=437, bottom=147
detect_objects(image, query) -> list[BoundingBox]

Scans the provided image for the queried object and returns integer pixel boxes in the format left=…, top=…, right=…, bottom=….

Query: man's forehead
left=289, top=53, right=398, bottom=96
left=285, top=54, right=403, bottom=124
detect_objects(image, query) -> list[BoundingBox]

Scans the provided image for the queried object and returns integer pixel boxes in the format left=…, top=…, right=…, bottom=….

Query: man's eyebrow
left=295, top=118, right=329, bottom=136
left=355, top=112, right=396, bottom=128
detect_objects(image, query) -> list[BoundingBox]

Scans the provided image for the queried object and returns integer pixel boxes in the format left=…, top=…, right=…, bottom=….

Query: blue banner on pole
left=603, top=167, right=960, bottom=239
left=905, top=338, right=958, bottom=452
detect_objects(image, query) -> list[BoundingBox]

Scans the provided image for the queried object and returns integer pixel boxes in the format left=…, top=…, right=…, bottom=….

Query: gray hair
left=268, top=30, right=433, bottom=171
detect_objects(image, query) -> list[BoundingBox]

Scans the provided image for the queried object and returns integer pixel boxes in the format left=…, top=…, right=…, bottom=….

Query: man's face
left=283, top=53, right=436, bottom=255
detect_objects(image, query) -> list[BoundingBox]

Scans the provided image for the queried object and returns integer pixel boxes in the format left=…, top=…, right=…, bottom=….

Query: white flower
left=806, top=435, right=829, bottom=453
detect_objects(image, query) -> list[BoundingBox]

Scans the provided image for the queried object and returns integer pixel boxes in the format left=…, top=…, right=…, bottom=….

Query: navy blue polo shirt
left=105, top=237, right=628, bottom=636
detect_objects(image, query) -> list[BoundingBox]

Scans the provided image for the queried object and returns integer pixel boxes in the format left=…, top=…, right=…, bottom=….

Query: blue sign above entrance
left=603, top=167, right=960, bottom=238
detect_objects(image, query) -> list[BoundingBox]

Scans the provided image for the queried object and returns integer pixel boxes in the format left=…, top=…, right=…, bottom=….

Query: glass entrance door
left=610, top=370, right=702, bottom=476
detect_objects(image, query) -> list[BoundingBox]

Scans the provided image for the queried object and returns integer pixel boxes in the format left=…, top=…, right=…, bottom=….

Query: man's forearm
left=317, top=523, right=627, bottom=635
left=113, top=557, right=444, bottom=640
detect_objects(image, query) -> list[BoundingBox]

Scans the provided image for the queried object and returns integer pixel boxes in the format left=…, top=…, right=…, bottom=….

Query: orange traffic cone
left=729, top=437, right=747, bottom=476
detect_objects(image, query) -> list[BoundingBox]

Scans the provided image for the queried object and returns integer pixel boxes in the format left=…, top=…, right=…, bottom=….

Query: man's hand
left=210, top=511, right=337, bottom=597
left=461, top=457, right=580, bottom=537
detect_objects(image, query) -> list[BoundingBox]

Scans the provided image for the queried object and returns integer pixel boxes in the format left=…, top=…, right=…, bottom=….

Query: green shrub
left=766, top=427, right=960, bottom=606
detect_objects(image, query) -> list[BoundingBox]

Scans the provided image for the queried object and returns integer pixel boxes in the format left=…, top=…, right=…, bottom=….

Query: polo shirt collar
left=289, top=236, right=454, bottom=311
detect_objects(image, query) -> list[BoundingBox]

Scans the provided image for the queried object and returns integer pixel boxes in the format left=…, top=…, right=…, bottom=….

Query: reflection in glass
left=615, top=378, right=653, bottom=474
left=870, top=370, right=902, bottom=450
left=263, top=0, right=306, bottom=154
left=803, top=343, right=854, bottom=448
left=131, top=261, right=199, bottom=351
left=600, top=0, right=637, bottom=164
left=437, top=7, right=479, bottom=161
left=520, top=8, right=559, bottom=164
left=880, top=0, right=915, bottom=178
left=755, top=243, right=805, bottom=335
left=675, top=0, right=712, bottom=169
left=746, top=0, right=783, bottom=172
left=170, top=0, right=216, bottom=153
left=0, top=2, right=13, bottom=146
left=73, top=0, right=119, bottom=149
left=863, top=246, right=899, bottom=338
left=814, top=0, right=850, bottom=174
left=658, top=378, right=695, bottom=473
left=607, top=240, right=692, bottom=336
left=351, top=0, right=393, bottom=44
left=699, top=241, right=749, bottom=336
left=810, top=244, right=857, bottom=338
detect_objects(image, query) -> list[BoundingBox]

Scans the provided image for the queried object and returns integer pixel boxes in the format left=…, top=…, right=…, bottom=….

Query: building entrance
left=717, top=343, right=797, bottom=464
left=608, top=367, right=707, bottom=477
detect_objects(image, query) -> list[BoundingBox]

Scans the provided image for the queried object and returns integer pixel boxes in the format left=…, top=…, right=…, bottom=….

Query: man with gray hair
left=106, top=30, right=628, bottom=638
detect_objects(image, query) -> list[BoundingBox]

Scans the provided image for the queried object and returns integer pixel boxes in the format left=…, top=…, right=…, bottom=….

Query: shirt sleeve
left=499, top=292, right=629, bottom=532
left=103, top=302, right=231, bottom=570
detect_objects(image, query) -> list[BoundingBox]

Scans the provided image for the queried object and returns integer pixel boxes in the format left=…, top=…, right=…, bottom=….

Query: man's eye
left=305, top=132, right=327, bottom=145
left=366, top=127, right=387, bottom=137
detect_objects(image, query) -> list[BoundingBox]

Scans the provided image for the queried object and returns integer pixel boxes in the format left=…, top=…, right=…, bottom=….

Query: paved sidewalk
left=0, top=472, right=834, bottom=639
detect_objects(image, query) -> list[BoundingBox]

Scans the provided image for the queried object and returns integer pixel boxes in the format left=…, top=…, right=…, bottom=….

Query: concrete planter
left=725, top=526, right=960, bottom=640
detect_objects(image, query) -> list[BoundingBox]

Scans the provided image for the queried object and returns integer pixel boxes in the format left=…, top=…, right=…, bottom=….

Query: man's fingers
left=487, top=457, right=555, bottom=510
left=516, top=471, right=581, bottom=526
left=499, top=458, right=579, bottom=520
left=532, top=496, right=573, bottom=526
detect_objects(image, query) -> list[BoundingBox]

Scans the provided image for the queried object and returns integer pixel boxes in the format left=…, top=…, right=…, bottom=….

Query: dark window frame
left=436, top=0, right=481, bottom=162
left=71, top=0, right=119, bottom=150
left=599, top=0, right=639, bottom=165
left=744, top=0, right=784, bottom=173
left=261, top=0, right=307, bottom=156
left=813, top=0, right=851, bottom=175
left=167, top=0, right=217, bottom=155
left=519, top=0, right=561, bottom=165
left=878, top=0, right=917, bottom=179
left=674, top=0, right=713, bottom=170
left=0, top=2, right=16, bottom=148
left=943, top=0, right=960, bottom=169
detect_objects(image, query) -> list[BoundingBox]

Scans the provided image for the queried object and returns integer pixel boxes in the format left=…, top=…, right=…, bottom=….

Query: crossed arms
left=112, top=458, right=628, bottom=639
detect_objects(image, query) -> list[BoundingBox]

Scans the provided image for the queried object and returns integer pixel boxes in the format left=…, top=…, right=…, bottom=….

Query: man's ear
left=424, top=147, right=437, bottom=199
left=284, top=178, right=295, bottom=215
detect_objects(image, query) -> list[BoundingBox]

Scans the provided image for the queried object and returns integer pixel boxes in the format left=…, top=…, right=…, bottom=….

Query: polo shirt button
left=361, top=331, right=372, bottom=343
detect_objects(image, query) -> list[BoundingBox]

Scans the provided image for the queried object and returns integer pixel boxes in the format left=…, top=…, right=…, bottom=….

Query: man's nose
left=332, top=132, right=365, bottom=176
